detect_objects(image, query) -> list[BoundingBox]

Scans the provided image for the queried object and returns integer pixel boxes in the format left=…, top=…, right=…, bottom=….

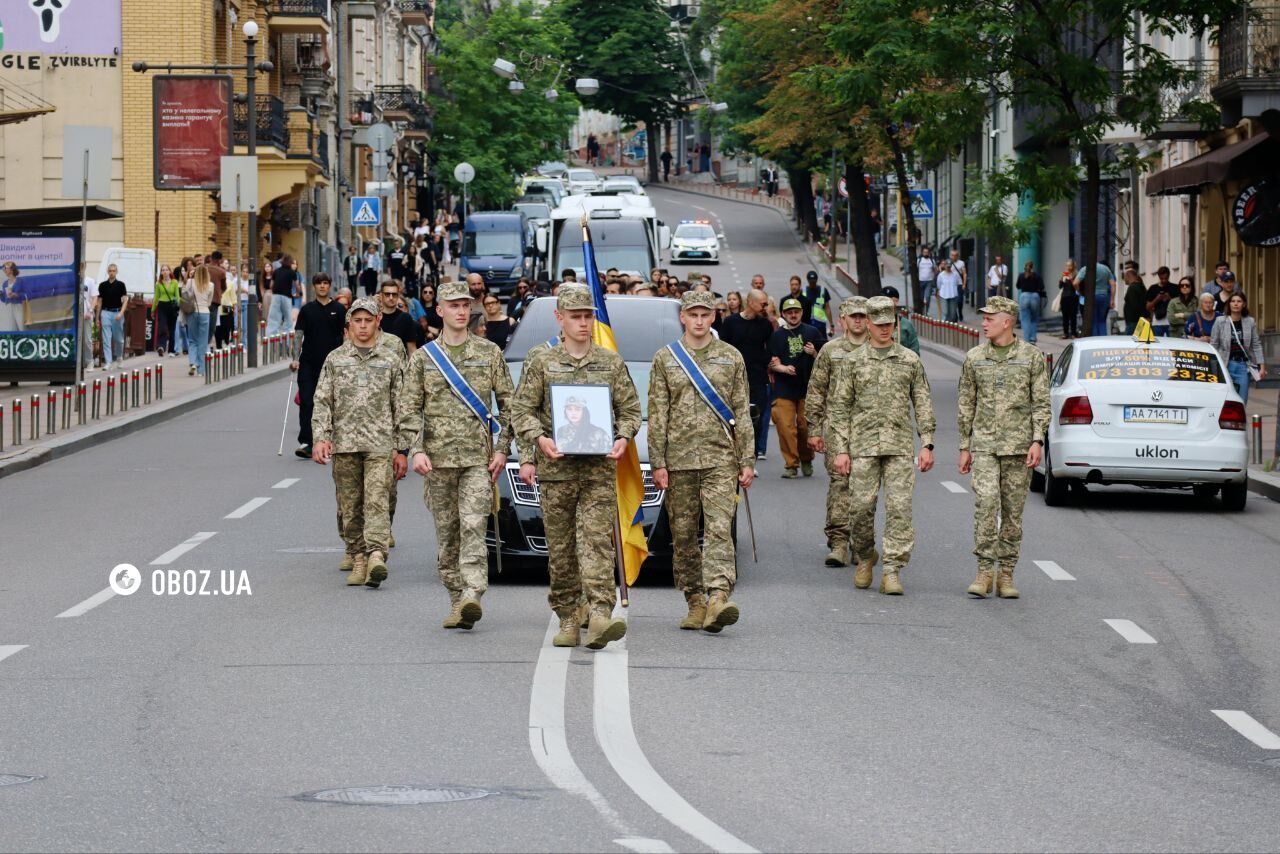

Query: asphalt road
left=2, top=187, right=1279, bottom=852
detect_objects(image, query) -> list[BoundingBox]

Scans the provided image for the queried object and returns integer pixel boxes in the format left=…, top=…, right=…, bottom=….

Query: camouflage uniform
left=378, top=332, right=409, bottom=532
left=805, top=297, right=868, bottom=557
left=312, top=299, right=413, bottom=560
left=401, top=323, right=514, bottom=603
left=827, top=297, right=936, bottom=575
left=648, top=322, right=754, bottom=599
left=957, top=300, right=1051, bottom=574
left=510, top=304, right=641, bottom=619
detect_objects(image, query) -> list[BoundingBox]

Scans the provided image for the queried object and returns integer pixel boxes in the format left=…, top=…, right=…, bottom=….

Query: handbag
left=1050, top=290, right=1062, bottom=314
left=179, top=281, right=197, bottom=315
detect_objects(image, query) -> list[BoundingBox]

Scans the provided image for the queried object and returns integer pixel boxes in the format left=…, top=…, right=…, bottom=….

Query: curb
left=0, top=362, right=292, bottom=482
left=1247, top=469, right=1280, bottom=503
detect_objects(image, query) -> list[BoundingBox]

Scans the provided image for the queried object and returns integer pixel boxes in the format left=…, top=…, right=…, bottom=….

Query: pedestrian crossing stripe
left=352, top=199, right=379, bottom=225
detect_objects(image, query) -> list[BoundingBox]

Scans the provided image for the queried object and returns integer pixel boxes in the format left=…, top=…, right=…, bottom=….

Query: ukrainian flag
left=581, top=220, right=649, bottom=585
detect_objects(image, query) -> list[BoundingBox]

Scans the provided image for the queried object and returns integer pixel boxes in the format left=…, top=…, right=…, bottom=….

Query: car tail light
left=1219, top=401, right=1246, bottom=431
left=1059, top=395, right=1093, bottom=425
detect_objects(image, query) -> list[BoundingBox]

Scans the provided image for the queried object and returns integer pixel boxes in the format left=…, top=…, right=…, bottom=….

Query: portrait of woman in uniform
left=550, top=384, right=612, bottom=455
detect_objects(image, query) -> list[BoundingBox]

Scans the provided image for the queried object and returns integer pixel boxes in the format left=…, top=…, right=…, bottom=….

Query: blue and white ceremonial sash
left=667, top=340, right=736, bottom=435
left=546, top=336, right=558, bottom=348
left=423, top=340, right=501, bottom=441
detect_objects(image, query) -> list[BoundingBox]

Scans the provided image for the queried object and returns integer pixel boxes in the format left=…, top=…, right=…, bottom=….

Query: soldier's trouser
left=541, top=477, right=618, bottom=616
left=332, top=451, right=392, bottom=555
left=971, top=453, right=1032, bottom=569
left=848, top=454, right=916, bottom=571
left=668, top=465, right=739, bottom=597
left=771, top=397, right=813, bottom=468
left=824, top=453, right=853, bottom=549
left=425, top=465, right=492, bottom=600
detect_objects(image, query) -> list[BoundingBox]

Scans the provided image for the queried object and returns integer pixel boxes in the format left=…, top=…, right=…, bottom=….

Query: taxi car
left=1031, top=332, right=1249, bottom=510
left=669, top=220, right=721, bottom=264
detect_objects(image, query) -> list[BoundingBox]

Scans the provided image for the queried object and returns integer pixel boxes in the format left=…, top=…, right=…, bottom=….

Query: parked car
left=565, top=168, right=604, bottom=195
left=599, top=176, right=646, bottom=196
left=519, top=177, right=566, bottom=209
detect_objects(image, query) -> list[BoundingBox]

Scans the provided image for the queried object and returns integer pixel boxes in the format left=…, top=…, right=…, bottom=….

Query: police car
left=1032, top=329, right=1250, bottom=510
left=669, top=220, right=721, bottom=264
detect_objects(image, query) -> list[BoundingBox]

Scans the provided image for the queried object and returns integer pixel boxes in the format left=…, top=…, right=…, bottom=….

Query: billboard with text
left=153, top=75, right=232, bottom=190
left=0, top=227, right=80, bottom=383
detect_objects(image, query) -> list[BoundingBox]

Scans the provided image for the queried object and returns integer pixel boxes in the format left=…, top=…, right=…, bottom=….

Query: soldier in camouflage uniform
left=649, top=291, right=756, bottom=632
left=829, top=296, right=936, bottom=595
left=403, top=280, right=515, bottom=629
left=956, top=295, right=1051, bottom=599
left=806, top=296, right=870, bottom=568
left=311, top=297, right=412, bottom=589
left=510, top=285, right=642, bottom=649
left=380, top=330, right=408, bottom=552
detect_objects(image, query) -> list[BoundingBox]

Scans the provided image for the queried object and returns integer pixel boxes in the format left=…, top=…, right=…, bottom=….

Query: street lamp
left=575, top=78, right=600, bottom=96
left=544, top=88, right=559, bottom=101
left=492, top=58, right=517, bottom=79
left=508, top=80, right=526, bottom=95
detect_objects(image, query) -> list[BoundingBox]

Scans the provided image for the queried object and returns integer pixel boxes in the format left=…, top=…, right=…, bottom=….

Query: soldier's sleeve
left=647, top=352, right=670, bottom=470
left=1030, top=347, right=1051, bottom=444
left=403, top=349, right=426, bottom=456
left=493, top=349, right=517, bottom=453
left=826, top=367, right=854, bottom=457
left=730, top=355, right=755, bottom=470
left=391, top=352, right=412, bottom=450
left=510, top=350, right=547, bottom=465
left=612, top=358, right=642, bottom=441
left=805, top=347, right=831, bottom=437
left=956, top=355, right=977, bottom=452
left=911, top=358, right=937, bottom=447
left=311, top=356, right=335, bottom=444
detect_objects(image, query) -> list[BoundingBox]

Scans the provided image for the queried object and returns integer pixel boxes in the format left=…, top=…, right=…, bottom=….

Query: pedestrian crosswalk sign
left=908, top=189, right=934, bottom=219
left=350, top=196, right=381, bottom=226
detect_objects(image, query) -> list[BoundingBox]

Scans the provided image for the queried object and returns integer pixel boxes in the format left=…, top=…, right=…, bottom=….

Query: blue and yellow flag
left=581, top=221, right=649, bottom=585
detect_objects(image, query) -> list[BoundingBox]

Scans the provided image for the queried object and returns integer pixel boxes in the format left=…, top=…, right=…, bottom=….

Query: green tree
left=430, top=3, right=579, bottom=208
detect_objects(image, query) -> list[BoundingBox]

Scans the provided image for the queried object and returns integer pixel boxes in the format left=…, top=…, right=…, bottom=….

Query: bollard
left=47, top=389, right=56, bottom=436
left=12, top=398, right=20, bottom=446
left=92, top=378, right=101, bottom=420
left=106, top=374, right=116, bottom=416
left=156, top=363, right=164, bottom=400
left=77, top=383, right=86, bottom=425
left=119, top=371, right=129, bottom=413
left=144, top=367, right=152, bottom=404
left=62, top=387, right=71, bottom=431
left=1253, top=414, right=1264, bottom=465
left=30, top=394, right=39, bottom=440
left=204, top=351, right=212, bottom=384
left=238, top=342, right=245, bottom=375
left=1046, top=352, right=1054, bottom=373
left=132, top=369, right=141, bottom=407
left=0, top=401, right=4, bottom=452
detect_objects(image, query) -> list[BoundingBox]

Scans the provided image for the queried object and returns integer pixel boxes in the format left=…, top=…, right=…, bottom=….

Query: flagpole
left=614, top=514, right=629, bottom=608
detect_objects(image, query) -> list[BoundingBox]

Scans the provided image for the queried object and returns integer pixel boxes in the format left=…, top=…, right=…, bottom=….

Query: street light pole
left=245, top=23, right=260, bottom=367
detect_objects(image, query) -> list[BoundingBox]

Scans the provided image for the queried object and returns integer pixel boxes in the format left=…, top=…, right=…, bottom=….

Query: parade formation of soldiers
left=306, top=283, right=1050, bottom=651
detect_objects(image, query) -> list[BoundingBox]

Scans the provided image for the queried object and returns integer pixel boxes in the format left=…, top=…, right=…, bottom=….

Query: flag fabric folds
left=581, top=221, right=649, bottom=585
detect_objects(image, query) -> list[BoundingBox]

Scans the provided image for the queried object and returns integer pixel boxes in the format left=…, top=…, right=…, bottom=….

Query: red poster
left=153, top=75, right=233, bottom=190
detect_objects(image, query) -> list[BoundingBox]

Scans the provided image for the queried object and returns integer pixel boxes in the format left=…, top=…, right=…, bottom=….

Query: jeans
left=919, top=280, right=936, bottom=316
left=187, top=311, right=211, bottom=374
left=943, top=296, right=962, bottom=322
left=750, top=382, right=770, bottom=456
left=174, top=314, right=188, bottom=354
left=101, top=309, right=124, bottom=365
left=1227, top=359, right=1251, bottom=405
left=267, top=293, right=294, bottom=335
left=1019, top=292, right=1041, bottom=342
left=1092, top=297, right=1111, bottom=336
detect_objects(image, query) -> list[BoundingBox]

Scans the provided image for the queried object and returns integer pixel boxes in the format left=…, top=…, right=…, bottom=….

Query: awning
left=1145, top=132, right=1280, bottom=196
left=0, top=205, right=124, bottom=227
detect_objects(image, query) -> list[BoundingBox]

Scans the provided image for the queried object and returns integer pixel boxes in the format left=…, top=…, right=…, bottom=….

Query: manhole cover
left=277, top=547, right=346, bottom=554
left=0, top=774, right=42, bottom=787
left=297, top=785, right=496, bottom=806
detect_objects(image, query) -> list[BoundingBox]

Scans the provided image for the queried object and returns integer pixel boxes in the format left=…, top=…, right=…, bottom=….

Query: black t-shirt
left=721, top=312, right=774, bottom=390
left=295, top=298, right=347, bottom=368
left=387, top=250, right=407, bottom=281
left=1017, top=272, right=1045, bottom=294
left=271, top=265, right=295, bottom=297
left=485, top=317, right=515, bottom=350
left=379, top=309, right=418, bottom=350
left=769, top=323, right=824, bottom=401
left=1146, top=283, right=1177, bottom=321
left=98, top=279, right=127, bottom=311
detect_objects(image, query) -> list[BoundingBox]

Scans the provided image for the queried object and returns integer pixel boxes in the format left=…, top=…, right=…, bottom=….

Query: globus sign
left=0, top=227, right=81, bottom=383
left=1232, top=177, right=1280, bottom=247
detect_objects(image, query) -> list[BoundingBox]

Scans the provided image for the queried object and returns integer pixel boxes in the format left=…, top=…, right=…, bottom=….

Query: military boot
left=552, top=615, right=580, bottom=647
left=825, top=541, right=850, bottom=567
left=997, top=569, right=1020, bottom=599
left=457, top=596, right=483, bottom=630
left=680, top=593, right=708, bottom=630
left=577, top=600, right=591, bottom=629
left=339, top=553, right=355, bottom=573
left=365, top=551, right=388, bottom=589
left=442, top=601, right=464, bottom=629
left=879, top=570, right=904, bottom=595
left=967, top=568, right=995, bottom=598
left=388, top=533, right=396, bottom=549
left=702, top=591, right=740, bottom=633
left=345, top=554, right=369, bottom=586
left=585, top=611, right=628, bottom=649
left=854, top=548, right=878, bottom=589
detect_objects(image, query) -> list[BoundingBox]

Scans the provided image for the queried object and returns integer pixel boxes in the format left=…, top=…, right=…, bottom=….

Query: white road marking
left=150, top=531, right=217, bottom=565
left=272, top=478, right=300, bottom=489
left=1034, top=560, right=1075, bottom=581
left=225, top=497, right=271, bottom=519
left=940, top=480, right=968, bottom=494
left=56, top=587, right=116, bottom=619
left=1104, top=619, right=1157, bottom=644
left=1212, top=710, right=1280, bottom=749
left=615, top=839, right=676, bottom=854
left=0, top=645, right=27, bottom=663
left=594, top=617, right=759, bottom=854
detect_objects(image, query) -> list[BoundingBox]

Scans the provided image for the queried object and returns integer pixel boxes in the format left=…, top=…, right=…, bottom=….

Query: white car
left=600, top=176, right=645, bottom=195
left=1033, top=336, right=1250, bottom=510
left=565, top=169, right=603, bottom=195
left=669, top=220, right=720, bottom=264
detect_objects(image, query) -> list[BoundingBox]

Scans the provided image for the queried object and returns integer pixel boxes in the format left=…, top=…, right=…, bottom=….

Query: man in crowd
left=361, top=242, right=383, bottom=295
left=785, top=275, right=814, bottom=325
left=917, top=247, right=938, bottom=317
left=378, top=277, right=420, bottom=355
left=804, top=270, right=835, bottom=337
left=1074, top=259, right=1116, bottom=336
left=291, top=272, right=347, bottom=463
left=879, top=286, right=920, bottom=354
left=1147, top=266, right=1177, bottom=335
left=343, top=245, right=362, bottom=294
left=467, top=272, right=488, bottom=316
left=94, top=263, right=127, bottom=367
left=769, top=296, right=823, bottom=478
left=721, top=287, right=774, bottom=460
left=949, top=248, right=968, bottom=319
left=986, top=253, right=1009, bottom=298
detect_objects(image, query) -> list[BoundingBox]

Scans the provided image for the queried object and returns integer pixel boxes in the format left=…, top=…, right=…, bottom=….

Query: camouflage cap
left=347, top=296, right=379, bottom=320
left=437, top=279, right=470, bottom=302
left=558, top=284, right=594, bottom=311
left=980, top=295, right=1019, bottom=316
left=564, top=395, right=587, bottom=407
left=840, top=295, right=869, bottom=317
left=780, top=297, right=804, bottom=312
left=680, top=290, right=717, bottom=311
left=866, top=295, right=897, bottom=325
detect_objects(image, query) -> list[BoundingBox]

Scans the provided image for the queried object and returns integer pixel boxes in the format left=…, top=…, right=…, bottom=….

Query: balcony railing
left=398, top=0, right=433, bottom=24
left=1159, top=59, right=1217, bottom=117
left=1219, top=1, right=1280, bottom=80
left=271, top=0, right=330, bottom=17
left=233, top=95, right=289, bottom=150
left=373, top=85, right=424, bottom=116
left=317, top=131, right=330, bottom=175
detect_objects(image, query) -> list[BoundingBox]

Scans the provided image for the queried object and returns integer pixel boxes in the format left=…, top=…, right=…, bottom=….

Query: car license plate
left=687, top=251, right=706, bottom=257
left=1123, top=406, right=1187, bottom=424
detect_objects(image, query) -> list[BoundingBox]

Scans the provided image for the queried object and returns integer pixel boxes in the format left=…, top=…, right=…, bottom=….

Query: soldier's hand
left=833, top=453, right=850, bottom=476
left=652, top=467, right=669, bottom=489
left=1025, top=442, right=1043, bottom=469
left=917, top=447, right=935, bottom=473
left=537, top=436, right=564, bottom=460
left=289, top=360, right=299, bottom=372
left=519, top=463, right=538, bottom=487
left=488, top=450, right=506, bottom=482
left=412, top=452, right=433, bottom=476
left=958, top=449, right=973, bottom=475
left=808, top=436, right=825, bottom=453
left=606, top=438, right=628, bottom=460
left=312, top=441, right=332, bottom=465
left=393, top=453, right=408, bottom=479
left=739, top=466, right=754, bottom=489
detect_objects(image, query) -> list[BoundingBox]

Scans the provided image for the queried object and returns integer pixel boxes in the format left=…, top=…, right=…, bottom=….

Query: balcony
left=398, top=0, right=433, bottom=27
left=1149, top=59, right=1218, bottom=140
left=351, top=93, right=378, bottom=126
left=373, top=85, right=425, bottom=122
left=234, top=95, right=290, bottom=151
left=317, top=131, right=330, bottom=176
left=267, top=0, right=331, bottom=35
left=1212, top=1, right=1280, bottom=125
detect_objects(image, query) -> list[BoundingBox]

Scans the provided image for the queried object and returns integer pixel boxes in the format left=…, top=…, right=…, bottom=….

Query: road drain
left=297, top=785, right=496, bottom=806
left=0, top=774, right=42, bottom=787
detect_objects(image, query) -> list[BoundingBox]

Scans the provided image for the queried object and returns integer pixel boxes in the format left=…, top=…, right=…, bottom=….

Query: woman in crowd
left=1058, top=259, right=1080, bottom=339
left=153, top=264, right=180, bottom=356
left=1211, top=292, right=1265, bottom=404
left=214, top=266, right=238, bottom=349
left=468, top=311, right=488, bottom=341
left=185, top=265, right=214, bottom=376
left=1165, top=277, right=1197, bottom=338
left=418, top=282, right=443, bottom=336
left=725, top=290, right=743, bottom=316
left=1185, top=291, right=1219, bottom=342
left=1, top=261, right=26, bottom=332
left=481, top=293, right=515, bottom=349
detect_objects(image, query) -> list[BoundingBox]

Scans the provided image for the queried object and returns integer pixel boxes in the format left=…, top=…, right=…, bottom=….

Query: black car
left=487, top=295, right=686, bottom=574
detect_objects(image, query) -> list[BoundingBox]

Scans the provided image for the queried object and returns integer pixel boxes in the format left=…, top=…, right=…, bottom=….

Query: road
left=2, top=186, right=1279, bottom=852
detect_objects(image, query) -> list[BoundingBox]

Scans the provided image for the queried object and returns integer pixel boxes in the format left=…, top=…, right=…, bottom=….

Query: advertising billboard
left=0, top=227, right=80, bottom=383
left=153, top=75, right=233, bottom=191
left=1233, top=178, right=1280, bottom=248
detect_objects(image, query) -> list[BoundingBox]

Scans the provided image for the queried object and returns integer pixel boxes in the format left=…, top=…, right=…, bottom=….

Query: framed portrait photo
left=550, top=384, right=613, bottom=456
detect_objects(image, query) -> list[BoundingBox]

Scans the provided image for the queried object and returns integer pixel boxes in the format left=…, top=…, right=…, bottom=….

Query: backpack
left=179, top=281, right=197, bottom=315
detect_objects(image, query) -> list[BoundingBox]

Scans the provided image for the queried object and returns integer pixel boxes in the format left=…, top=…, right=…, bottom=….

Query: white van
left=95, top=247, right=157, bottom=298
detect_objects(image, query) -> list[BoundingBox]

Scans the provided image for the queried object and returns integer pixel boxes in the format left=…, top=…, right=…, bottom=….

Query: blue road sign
left=350, top=196, right=382, bottom=226
left=908, top=189, right=934, bottom=219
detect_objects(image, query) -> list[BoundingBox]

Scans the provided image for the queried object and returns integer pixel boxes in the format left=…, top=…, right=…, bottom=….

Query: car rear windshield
left=1077, top=346, right=1225, bottom=383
